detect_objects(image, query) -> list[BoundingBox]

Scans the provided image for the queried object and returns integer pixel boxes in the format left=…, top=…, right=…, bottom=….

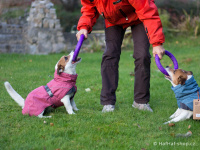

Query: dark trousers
left=100, top=23, right=151, bottom=105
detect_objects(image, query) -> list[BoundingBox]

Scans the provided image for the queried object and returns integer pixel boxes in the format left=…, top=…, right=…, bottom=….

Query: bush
left=155, top=0, right=200, bottom=16
left=88, top=36, right=103, bottom=52
left=177, top=10, right=200, bottom=37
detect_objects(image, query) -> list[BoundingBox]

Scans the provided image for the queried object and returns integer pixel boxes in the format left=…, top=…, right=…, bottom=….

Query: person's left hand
left=153, top=45, right=165, bottom=59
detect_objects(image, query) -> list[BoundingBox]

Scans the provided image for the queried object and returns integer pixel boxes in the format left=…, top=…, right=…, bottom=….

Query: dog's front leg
left=169, top=108, right=182, bottom=119
left=61, top=95, right=75, bottom=114
left=71, top=99, right=79, bottom=111
left=164, top=109, right=193, bottom=124
left=37, top=111, right=52, bottom=118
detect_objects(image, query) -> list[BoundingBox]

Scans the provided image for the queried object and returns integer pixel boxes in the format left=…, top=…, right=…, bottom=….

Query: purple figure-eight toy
left=72, top=34, right=85, bottom=62
left=155, top=50, right=178, bottom=76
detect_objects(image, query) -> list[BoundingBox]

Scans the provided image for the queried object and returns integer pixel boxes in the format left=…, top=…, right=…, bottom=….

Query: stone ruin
left=25, top=0, right=66, bottom=54
left=0, top=0, right=66, bottom=54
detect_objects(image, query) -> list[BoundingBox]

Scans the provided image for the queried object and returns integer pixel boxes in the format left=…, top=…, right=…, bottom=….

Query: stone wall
left=0, top=23, right=26, bottom=53
left=25, top=0, right=66, bottom=54
left=0, top=0, right=105, bottom=54
left=0, top=0, right=66, bottom=54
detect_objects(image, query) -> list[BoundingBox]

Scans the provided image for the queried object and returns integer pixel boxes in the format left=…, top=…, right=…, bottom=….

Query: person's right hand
left=76, top=29, right=88, bottom=41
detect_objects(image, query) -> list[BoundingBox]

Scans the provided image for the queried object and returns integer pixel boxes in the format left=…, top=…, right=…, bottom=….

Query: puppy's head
left=165, top=66, right=193, bottom=86
left=56, top=51, right=81, bottom=75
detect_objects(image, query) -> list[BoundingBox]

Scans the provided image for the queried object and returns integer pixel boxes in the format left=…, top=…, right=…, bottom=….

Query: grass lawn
left=0, top=36, right=200, bottom=150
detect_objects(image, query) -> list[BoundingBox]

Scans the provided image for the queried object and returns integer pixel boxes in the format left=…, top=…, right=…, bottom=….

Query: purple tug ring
left=155, top=50, right=178, bottom=76
left=72, top=34, right=85, bottom=62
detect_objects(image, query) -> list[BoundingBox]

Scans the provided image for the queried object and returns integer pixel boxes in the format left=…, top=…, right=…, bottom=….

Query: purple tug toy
left=155, top=50, right=178, bottom=76
left=72, top=34, right=85, bottom=62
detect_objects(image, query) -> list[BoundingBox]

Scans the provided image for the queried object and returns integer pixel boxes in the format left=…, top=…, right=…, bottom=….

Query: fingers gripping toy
left=155, top=50, right=178, bottom=76
left=72, top=34, right=85, bottom=62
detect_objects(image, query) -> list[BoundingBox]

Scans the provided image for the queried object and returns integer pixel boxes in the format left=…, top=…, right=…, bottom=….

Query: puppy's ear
left=57, top=64, right=64, bottom=75
left=57, top=56, right=66, bottom=75
left=178, top=75, right=187, bottom=85
left=188, top=71, right=193, bottom=75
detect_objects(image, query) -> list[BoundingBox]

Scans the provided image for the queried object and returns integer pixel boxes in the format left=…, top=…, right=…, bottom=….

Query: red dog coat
left=22, top=70, right=78, bottom=116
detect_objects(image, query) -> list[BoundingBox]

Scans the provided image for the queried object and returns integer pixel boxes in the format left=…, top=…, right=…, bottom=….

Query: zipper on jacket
left=101, top=12, right=106, bottom=19
left=113, top=0, right=122, bottom=4
left=119, top=9, right=128, bottom=20
left=92, top=8, right=98, bottom=19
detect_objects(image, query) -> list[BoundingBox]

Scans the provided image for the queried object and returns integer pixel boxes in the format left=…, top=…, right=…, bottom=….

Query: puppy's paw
left=45, top=116, right=52, bottom=118
left=67, top=110, right=75, bottom=115
left=38, top=115, right=52, bottom=118
left=169, top=108, right=181, bottom=119
left=163, top=121, right=171, bottom=124
left=73, top=107, right=79, bottom=111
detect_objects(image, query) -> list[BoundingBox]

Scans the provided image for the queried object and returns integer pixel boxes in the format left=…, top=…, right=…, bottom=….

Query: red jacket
left=77, top=0, right=165, bottom=47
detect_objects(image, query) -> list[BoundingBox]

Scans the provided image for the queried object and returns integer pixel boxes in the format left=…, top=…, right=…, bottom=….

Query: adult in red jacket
left=76, top=0, right=165, bottom=112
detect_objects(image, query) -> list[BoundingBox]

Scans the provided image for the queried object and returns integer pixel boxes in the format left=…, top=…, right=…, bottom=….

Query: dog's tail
left=4, top=81, right=25, bottom=108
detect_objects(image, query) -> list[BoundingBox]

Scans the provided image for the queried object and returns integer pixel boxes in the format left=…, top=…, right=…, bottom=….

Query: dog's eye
left=65, top=57, right=68, bottom=61
left=173, top=70, right=176, bottom=74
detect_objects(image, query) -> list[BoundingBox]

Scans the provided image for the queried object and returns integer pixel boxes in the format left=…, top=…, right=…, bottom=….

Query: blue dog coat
left=171, top=76, right=200, bottom=111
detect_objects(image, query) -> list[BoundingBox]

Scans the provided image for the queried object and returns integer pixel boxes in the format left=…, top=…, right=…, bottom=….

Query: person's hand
left=153, top=45, right=165, bottom=59
left=76, top=29, right=88, bottom=41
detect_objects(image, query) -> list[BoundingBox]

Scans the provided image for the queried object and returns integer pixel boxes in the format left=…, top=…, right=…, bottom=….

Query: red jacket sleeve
left=77, top=0, right=99, bottom=33
left=129, top=0, right=165, bottom=46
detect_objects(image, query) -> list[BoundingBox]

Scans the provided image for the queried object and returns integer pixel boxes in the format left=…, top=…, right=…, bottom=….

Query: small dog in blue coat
left=164, top=66, right=200, bottom=124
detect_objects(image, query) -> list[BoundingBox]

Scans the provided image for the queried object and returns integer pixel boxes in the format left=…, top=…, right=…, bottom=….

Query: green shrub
left=88, top=36, right=103, bottom=52
left=0, top=9, right=25, bottom=20
left=177, top=10, right=200, bottom=37
left=158, top=9, right=171, bottom=28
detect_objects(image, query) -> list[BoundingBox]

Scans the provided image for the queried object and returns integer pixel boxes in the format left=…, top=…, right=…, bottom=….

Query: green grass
left=0, top=36, right=200, bottom=150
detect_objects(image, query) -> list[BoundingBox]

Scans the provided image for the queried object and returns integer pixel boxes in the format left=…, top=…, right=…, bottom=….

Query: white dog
left=4, top=51, right=81, bottom=118
left=164, top=66, right=200, bottom=124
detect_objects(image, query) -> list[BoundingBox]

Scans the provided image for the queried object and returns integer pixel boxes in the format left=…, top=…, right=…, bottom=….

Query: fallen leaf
left=50, top=123, right=54, bottom=126
left=168, top=123, right=175, bottom=127
left=188, top=125, right=191, bottom=129
left=29, top=59, right=32, bottom=62
left=130, top=72, right=135, bottom=76
left=170, top=133, right=175, bottom=137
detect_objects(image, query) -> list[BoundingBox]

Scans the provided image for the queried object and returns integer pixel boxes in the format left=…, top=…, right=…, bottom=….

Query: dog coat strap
left=44, top=85, right=53, bottom=97
left=66, top=86, right=76, bottom=95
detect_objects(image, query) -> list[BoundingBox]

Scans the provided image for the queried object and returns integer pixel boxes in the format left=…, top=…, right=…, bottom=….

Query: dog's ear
left=187, top=71, right=193, bottom=75
left=57, top=56, right=66, bottom=75
left=178, top=75, right=187, bottom=85
left=57, top=64, right=64, bottom=75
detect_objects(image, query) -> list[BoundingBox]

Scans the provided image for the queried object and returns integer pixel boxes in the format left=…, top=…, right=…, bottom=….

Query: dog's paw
left=163, top=121, right=171, bottom=124
left=73, top=107, right=79, bottom=111
left=38, top=115, right=52, bottom=118
left=68, top=111, right=75, bottom=115
left=169, top=108, right=181, bottom=119
left=45, top=116, right=52, bottom=118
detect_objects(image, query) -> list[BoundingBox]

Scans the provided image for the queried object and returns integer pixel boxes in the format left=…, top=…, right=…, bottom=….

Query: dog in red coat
left=4, top=51, right=81, bottom=118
